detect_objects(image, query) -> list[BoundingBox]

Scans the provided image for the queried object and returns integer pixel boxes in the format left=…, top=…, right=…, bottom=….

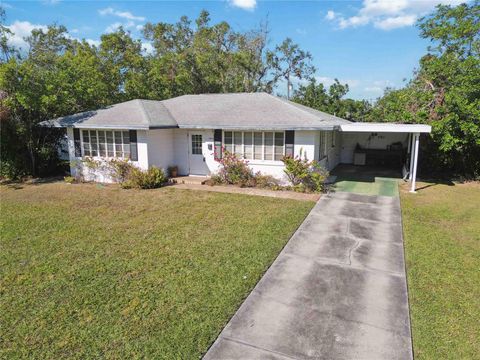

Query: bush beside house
left=70, top=158, right=167, bottom=189
left=209, top=150, right=328, bottom=193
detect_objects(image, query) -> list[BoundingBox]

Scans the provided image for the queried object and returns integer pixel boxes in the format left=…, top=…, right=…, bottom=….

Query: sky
left=1, top=0, right=464, bottom=100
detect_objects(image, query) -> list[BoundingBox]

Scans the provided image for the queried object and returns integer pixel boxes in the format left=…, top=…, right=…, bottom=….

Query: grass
left=400, top=181, right=480, bottom=359
left=0, top=182, right=313, bottom=359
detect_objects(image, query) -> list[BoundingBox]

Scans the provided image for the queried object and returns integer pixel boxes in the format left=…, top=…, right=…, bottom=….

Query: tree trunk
left=287, top=74, right=291, bottom=100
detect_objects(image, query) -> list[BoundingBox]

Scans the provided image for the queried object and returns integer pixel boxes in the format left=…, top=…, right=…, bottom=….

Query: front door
left=189, top=132, right=209, bottom=175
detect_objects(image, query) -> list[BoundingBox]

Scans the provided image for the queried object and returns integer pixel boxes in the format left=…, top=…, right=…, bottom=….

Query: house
left=41, top=92, right=431, bottom=192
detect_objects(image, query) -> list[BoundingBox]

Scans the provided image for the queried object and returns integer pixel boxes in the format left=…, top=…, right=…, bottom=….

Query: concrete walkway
left=204, top=191, right=412, bottom=360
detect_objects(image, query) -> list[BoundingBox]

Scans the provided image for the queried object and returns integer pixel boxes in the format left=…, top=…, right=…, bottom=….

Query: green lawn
left=0, top=183, right=313, bottom=359
left=401, top=182, right=480, bottom=359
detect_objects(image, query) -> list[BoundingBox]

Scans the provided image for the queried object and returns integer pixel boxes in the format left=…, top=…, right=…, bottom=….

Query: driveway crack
left=347, top=240, right=362, bottom=267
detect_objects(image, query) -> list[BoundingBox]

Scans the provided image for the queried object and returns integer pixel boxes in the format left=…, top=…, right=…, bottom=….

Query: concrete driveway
left=204, top=191, right=412, bottom=360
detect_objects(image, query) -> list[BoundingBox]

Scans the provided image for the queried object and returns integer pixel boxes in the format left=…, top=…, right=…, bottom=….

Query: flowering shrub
left=282, top=155, right=329, bottom=193
left=215, top=149, right=255, bottom=187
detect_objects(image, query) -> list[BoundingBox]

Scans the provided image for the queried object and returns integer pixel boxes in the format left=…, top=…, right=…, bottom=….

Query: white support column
left=410, top=133, right=420, bottom=193
left=408, top=133, right=415, bottom=180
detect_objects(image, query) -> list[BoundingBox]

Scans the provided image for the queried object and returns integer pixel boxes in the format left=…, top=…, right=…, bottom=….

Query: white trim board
left=340, top=123, right=431, bottom=133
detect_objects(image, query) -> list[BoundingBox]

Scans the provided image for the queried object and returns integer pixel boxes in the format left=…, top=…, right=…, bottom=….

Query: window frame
left=80, top=129, right=132, bottom=160
left=319, top=131, right=327, bottom=161
left=222, top=130, right=285, bottom=162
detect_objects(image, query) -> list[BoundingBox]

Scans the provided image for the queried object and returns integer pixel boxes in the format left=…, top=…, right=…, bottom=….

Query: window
left=223, top=131, right=284, bottom=161
left=331, top=131, right=335, bottom=147
left=82, top=130, right=90, bottom=156
left=82, top=130, right=131, bottom=158
left=191, top=134, right=202, bottom=154
left=244, top=132, right=253, bottom=159
left=233, top=132, right=242, bottom=157
left=274, top=132, right=284, bottom=160
left=264, top=132, right=273, bottom=160
left=106, top=131, right=114, bottom=157
left=98, top=131, right=106, bottom=157
left=319, top=131, right=327, bottom=160
left=224, top=132, right=233, bottom=153
left=254, top=132, right=263, bottom=160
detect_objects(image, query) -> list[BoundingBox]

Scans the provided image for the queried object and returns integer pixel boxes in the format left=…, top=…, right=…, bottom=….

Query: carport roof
left=340, top=123, right=431, bottom=133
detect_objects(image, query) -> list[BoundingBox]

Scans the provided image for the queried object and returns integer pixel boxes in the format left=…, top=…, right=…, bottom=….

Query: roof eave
left=38, top=121, right=149, bottom=130
left=177, top=124, right=339, bottom=131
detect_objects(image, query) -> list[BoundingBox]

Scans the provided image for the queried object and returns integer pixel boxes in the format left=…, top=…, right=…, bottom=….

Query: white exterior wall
left=147, top=129, right=174, bottom=172
left=315, top=130, right=341, bottom=171
left=295, top=131, right=317, bottom=161
left=195, top=130, right=319, bottom=183
left=66, top=128, right=341, bottom=183
left=66, top=128, right=148, bottom=183
left=340, top=131, right=409, bottom=164
left=172, top=129, right=190, bottom=175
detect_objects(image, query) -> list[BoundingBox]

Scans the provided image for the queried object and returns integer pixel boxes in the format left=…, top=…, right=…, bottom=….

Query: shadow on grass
left=1, top=176, right=64, bottom=190
left=409, top=178, right=456, bottom=193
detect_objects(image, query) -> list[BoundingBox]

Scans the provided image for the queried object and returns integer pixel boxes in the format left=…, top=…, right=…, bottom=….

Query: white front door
left=188, top=132, right=209, bottom=175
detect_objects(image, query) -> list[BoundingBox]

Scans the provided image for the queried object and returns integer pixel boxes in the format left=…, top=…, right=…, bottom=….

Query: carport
left=338, top=123, right=432, bottom=193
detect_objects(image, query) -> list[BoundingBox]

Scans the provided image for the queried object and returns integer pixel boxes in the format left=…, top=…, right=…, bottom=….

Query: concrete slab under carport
left=204, top=191, right=412, bottom=360
left=331, top=164, right=402, bottom=197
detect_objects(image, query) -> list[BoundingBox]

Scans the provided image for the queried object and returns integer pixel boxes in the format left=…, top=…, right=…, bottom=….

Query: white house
left=41, top=93, right=431, bottom=192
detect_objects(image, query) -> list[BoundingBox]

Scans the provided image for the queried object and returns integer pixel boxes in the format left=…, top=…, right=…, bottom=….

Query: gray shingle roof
left=40, top=99, right=176, bottom=129
left=40, top=93, right=351, bottom=130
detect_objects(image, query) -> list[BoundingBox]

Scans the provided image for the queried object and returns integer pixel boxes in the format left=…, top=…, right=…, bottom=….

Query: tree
left=0, top=6, right=15, bottom=62
left=99, top=28, right=148, bottom=101
left=143, top=10, right=291, bottom=97
left=368, top=1, right=480, bottom=177
left=0, top=25, right=111, bottom=177
left=292, top=78, right=371, bottom=121
left=269, top=38, right=315, bottom=99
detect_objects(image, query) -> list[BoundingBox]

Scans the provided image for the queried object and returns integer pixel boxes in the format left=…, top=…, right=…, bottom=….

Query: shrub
left=129, top=166, right=167, bottom=189
left=107, top=158, right=135, bottom=183
left=83, top=158, right=167, bottom=189
left=205, top=174, right=225, bottom=186
left=120, top=167, right=167, bottom=189
left=64, top=176, right=75, bottom=184
left=254, top=173, right=282, bottom=190
left=282, top=155, right=329, bottom=193
left=215, top=150, right=255, bottom=186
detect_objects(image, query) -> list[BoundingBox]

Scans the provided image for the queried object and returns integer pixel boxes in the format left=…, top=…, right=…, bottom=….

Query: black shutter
left=129, top=130, right=138, bottom=161
left=73, top=128, right=81, bottom=157
left=285, top=130, right=294, bottom=157
left=214, top=129, right=222, bottom=160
